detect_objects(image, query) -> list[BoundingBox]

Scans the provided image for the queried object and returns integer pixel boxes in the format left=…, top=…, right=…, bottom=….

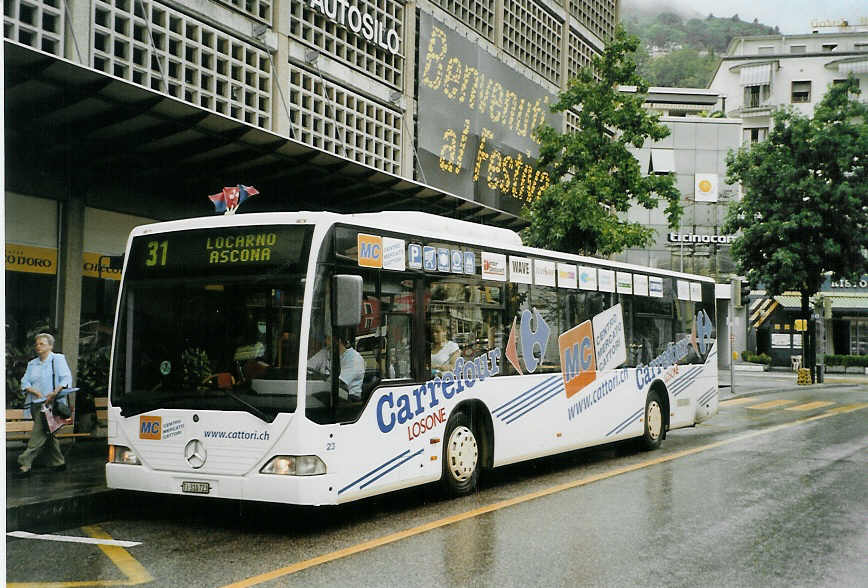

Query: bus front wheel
left=442, top=411, right=479, bottom=496
left=640, top=392, right=664, bottom=451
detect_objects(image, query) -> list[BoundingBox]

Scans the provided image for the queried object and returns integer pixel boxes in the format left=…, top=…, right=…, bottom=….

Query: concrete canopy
left=4, top=41, right=527, bottom=230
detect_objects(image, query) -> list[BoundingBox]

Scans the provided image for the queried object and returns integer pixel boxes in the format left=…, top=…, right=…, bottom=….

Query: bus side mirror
left=333, top=275, right=362, bottom=327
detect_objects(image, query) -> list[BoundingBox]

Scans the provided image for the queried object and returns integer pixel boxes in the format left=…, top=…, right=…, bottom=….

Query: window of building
left=791, top=81, right=811, bottom=103
left=822, top=43, right=837, bottom=52
left=649, top=149, right=676, bottom=174
left=744, top=84, right=770, bottom=108
left=790, top=45, right=807, bottom=54
left=743, top=127, right=768, bottom=145
left=757, top=46, right=774, bottom=55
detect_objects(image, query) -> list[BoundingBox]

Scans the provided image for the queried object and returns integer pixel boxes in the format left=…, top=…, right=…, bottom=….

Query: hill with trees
left=620, top=6, right=779, bottom=88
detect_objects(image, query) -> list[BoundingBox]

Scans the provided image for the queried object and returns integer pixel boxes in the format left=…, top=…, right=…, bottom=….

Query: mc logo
left=357, top=234, right=383, bottom=268
left=558, top=321, right=596, bottom=398
left=140, top=415, right=162, bottom=440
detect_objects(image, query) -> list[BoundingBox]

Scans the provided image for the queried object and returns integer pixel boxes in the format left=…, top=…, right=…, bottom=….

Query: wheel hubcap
left=647, top=401, right=662, bottom=440
left=447, top=425, right=478, bottom=482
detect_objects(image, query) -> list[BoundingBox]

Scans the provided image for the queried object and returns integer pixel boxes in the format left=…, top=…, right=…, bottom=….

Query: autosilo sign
left=302, top=0, right=401, bottom=54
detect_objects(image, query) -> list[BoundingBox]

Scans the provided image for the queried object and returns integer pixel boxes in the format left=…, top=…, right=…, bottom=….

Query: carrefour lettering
left=377, top=348, right=501, bottom=433
left=305, top=0, right=401, bottom=55
left=635, top=337, right=690, bottom=391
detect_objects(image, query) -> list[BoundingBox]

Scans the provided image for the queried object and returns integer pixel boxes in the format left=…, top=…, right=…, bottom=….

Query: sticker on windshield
left=160, top=360, right=171, bottom=375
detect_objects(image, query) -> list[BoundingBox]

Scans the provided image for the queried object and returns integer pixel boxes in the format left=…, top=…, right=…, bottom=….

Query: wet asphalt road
left=6, top=384, right=868, bottom=587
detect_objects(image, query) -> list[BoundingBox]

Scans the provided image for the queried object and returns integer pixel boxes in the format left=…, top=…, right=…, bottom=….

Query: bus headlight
left=260, top=455, right=326, bottom=476
left=108, top=445, right=141, bottom=465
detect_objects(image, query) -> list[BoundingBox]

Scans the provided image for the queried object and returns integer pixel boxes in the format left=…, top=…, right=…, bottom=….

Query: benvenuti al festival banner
left=416, top=12, right=562, bottom=215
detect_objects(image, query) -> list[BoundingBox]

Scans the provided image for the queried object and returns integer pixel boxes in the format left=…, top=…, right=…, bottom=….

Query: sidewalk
left=6, top=438, right=119, bottom=533
left=6, top=371, right=868, bottom=533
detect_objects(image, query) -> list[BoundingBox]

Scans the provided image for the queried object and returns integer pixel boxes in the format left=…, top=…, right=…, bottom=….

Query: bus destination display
left=127, top=226, right=310, bottom=278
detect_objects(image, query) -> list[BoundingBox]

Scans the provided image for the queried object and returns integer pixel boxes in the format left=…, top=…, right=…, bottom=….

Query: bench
left=5, top=408, right=91, bottom=442
left=5, top=396, right=109, bottom=443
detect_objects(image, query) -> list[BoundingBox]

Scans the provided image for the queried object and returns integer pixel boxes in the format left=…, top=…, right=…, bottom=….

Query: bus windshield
left=110, top=225, right=313, bottom=420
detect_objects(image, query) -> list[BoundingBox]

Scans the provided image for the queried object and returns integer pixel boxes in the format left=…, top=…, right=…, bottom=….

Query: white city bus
left=106, top=211, right=718, bottom=503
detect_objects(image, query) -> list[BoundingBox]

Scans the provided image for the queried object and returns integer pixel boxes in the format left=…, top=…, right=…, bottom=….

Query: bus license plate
left=181, top=481, right=210, bottom=494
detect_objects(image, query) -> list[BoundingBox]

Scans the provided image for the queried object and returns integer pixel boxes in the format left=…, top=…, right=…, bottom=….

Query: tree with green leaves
left=723, top=77, right=868, bottom=378
left=523, top=27, right=682, bottom=256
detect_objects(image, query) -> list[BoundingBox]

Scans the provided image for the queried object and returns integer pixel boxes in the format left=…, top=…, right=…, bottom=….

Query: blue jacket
left=20, top=352, right=72, bottom=408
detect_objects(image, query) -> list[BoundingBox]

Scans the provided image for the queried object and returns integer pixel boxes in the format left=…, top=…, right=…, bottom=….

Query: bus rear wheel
left=442, top=411, right=479, bottom=496
left=640, top=392, right=664, bottom=451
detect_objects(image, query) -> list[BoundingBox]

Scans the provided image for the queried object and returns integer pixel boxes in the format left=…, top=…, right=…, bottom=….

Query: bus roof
left=127, top=211, right=714, bottom=283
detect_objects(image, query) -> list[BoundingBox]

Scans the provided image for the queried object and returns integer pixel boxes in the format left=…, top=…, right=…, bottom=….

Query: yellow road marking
left=7, top=525, right=152, bottom=588
left=786, top=401, right=836, bottom=412
left=746, top=399, right=797, bottom=410
left=719, top=398, right=757, bottom=407
left=222, top=402, right=868, bottom=588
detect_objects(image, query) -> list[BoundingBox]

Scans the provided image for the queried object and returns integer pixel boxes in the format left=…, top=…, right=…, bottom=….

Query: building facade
left=4, top=0, right=618, bottom=380
left=708, top=27, right=868, bottom=145
left=706, top=26, right=868, bottom=365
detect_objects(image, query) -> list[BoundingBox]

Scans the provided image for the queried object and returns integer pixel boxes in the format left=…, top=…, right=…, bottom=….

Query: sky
left=624, top=0, right=867, bottom=35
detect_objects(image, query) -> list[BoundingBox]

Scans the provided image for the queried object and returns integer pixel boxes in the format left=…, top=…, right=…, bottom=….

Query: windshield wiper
left=215, top=387, right=272, bottom=422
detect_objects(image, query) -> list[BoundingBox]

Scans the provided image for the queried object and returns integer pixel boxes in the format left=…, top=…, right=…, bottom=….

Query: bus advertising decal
left=423, top=246, right=437, bottom=271
left=451, top=250, right=463, bottom=273
left=606, top=407, right=645, bottom=437
left=698, top=386, right=717, bottom=407
left=357, top=234, right=383, bottom=268
left=162, top=418, right=184, bottom=440
left=338, top=448, right=425, bottom=495
left=579, top=266, right=597, bottom=290
left=492, top=375, right=563, bottom=425
left=140, top=416, right=162, bottom=440
left=567, top=368, right=630, bottom=422
left=649, top=276, right=664, bottom=297
left=376, top=348, right=503, bottom=434
left=668, top=366, right=703, bottom=398
left=408, top=244, right=423, bottom=269
left=557, top=263, right=577, bottom=289
left=437, top=248, right=450, bottom=272
left=464, top=251, right=475, bottom=275
left=509, top=256, right=532, bottom=284
left=634, top=274, right=649, bottom=297
left=382, top=237, right=405, bottom=271
left=481, top=251, right=507, bottom=281
left=534, top=259, right=556, bottom=287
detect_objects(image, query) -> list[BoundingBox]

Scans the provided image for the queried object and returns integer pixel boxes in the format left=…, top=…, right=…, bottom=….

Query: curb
left=6, top=489, right=126, bottom=533
left=723, top=382, right=862, bottom=400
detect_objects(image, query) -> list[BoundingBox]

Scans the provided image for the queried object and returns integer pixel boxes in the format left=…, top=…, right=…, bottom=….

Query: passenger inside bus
left=430, top=319, right=460, bottom=373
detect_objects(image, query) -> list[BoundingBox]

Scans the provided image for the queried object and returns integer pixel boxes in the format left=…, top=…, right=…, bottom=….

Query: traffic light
left=740, top=281, right=751, bottom=306
left=732, top=278, right=751, bottom=307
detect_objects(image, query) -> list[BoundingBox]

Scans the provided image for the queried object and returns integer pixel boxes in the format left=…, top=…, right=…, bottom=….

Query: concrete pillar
left=57, top=195, right=85, bottom=380
left=401, top=3, right=417, bottom=180
left=495, top=0, right=504, bottom=50
left=65, top=0, right=93, bottom=66
left=272, top=0, right=294, bottom=140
